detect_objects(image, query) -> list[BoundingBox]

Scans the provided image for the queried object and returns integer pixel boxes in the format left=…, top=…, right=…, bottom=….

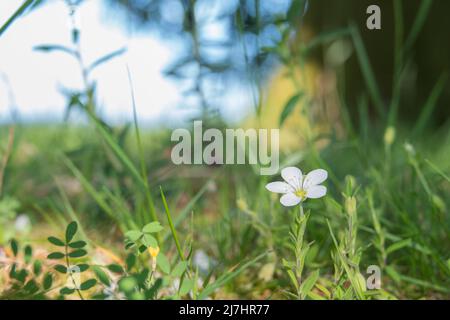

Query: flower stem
left=65, top=244, right=84, bottom=300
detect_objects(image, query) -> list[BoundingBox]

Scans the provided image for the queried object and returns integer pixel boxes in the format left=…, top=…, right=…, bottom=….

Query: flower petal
left=306, top=185, right=327, bottom=199
left=265, top=181, right=294, bottom=194
left=303, top=169, right=328, bottom=188
left=280, top=193, right=302, bottom=207
left=281, top=167, right=303, bottom=189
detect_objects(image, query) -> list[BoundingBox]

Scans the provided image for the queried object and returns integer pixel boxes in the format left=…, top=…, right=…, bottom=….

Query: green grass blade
left=160, top=187, right=184, bottom=260
left=127, top=66, right=158, bottom=225
left=350, top=23, right=385, bottom=119
left=87, top=112, right=147, bottom=192
left=426, top=159, right=450, bottom=183
left=163, top=181, right=209, bottom=242
left=412, top=74, right=447, bottom=137
left=62, top=156, right=116, bottom=222
left=88, top=47, right=127, bottom=72
left=301, top=27, right=351, bottom=54
left=403, top=0, right=433, bottom=55
left=0, top=0, right=35, bottom=37
left=279, top=93, right=303, bottom=127
left=388, top=0, right=404, bottom=125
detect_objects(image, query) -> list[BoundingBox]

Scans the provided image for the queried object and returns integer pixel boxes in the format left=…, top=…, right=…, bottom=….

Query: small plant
left=47, top=221, right=96, bottom=299
left=121, top=221, right=194, bottom=299
left=327, top=177, right=367, bottom=300
left=2, top=239, right=53, bottom=299
left=266, top=166, right=328, bottom=299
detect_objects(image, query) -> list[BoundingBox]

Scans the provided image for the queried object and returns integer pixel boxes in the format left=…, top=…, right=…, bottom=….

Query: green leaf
left=47, top=252, right=65, bottom=260
left=287, top=0, right=307, bottom=25
left=286, top=269, right=299, bottom=291
left=65, top=221, right=78, bottom=243
left=126, top=254, right=136, bottom=271
left=125, top=230, right=142, bottom=242
left=24, top=245, right=33, bottom=264
left=142, top=221, right=164, bottom=234
left=33, top=260, right=42, bottom=275
left=15, top=269, right=28, bottom=283
left=119, top=276, right=137, bottom=293
left=142, top=234, right=157, bottom=248
left=157, top=253, right=171, bottom=275
left=54, top=265, right=68, bottom=274
left=68, top=249, right=87, bottom=258
left=279, top=93, right=303, bottom=126
left=68, top=241, right=87, bottom=249
left=80, top=279, right=97, bottom=291
left=88, top=47, right=127, bottom=72
left=48, top=236, right=65, bottom=247
left=386, top=238, right=412, bottom=255
left=60, top=287, right=75, bottom=295
left=125, top=242, right=135, bottom=250
left=171, top=261, right=188, bottom=278
left=77, top=264, right=90, bottom=273
left=43, top=273, right=53, bottom=290
left=146, top=278, right=163, bottom=300
left=9, top=263, right=17, bottom=278
left=24, top=280, right=39, bottom=294
left=33, top=44, right=76, bottom=56
left=93, top=266, right=110, bottom=286
left=300, top=270, right=320, bottom=298
left=107, top=264, right=124, bottom=274
left=10, top=239, right=18, bottom=256
left=179, top=278, right=194, bottom=296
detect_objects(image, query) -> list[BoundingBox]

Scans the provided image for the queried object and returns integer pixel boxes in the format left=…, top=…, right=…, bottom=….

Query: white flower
left=14, top=214, right=31, bottom=233
left=266, top=167, right=328, bottom=207
left=193, top=250, right=210, bottom=272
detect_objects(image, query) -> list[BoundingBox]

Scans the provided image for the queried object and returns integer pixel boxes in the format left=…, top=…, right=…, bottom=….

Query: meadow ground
left=0, top=119, right=449, bottom=299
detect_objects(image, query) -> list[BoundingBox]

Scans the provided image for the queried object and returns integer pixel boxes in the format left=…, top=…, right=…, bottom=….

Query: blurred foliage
left=105, top=0, right=301, bottom=120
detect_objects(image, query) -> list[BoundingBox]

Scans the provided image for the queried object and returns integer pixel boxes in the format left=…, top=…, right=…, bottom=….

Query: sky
left=0, top=0, right=253, bottom=125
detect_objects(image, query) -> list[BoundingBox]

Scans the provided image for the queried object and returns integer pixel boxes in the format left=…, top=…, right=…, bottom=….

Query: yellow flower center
left=294, top=189, right=307, bottom=199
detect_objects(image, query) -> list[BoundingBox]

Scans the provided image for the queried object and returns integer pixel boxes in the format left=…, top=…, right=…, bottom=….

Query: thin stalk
left=160, top=187, right=184, bottom=261
left=65, top=245, right=84, bottom=300
left=388, top=0, right=404, bottom=125
left=0, top=0, right=35, bottom=37
left=127, top=66, right=159, bottom=230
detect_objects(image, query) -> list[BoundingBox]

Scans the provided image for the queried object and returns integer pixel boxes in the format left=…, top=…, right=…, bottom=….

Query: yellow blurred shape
left=245, top=63, right=322, bottom=152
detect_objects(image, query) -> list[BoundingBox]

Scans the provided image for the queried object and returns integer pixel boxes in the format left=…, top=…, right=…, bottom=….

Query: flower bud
left=384, top=126, right=395, bottom=147
left=345, top=196, right=357, bottom=216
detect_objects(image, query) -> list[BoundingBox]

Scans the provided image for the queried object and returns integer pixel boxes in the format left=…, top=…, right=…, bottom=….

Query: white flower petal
left=265, top=181, right=294, bottom=194
left=303, top=169, right=328, bottom=188
left=306, top=185, right=327, bottom=199
left=280, top=193, right=302, bottom=207
left=281, top=167, right=303, bottom=189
